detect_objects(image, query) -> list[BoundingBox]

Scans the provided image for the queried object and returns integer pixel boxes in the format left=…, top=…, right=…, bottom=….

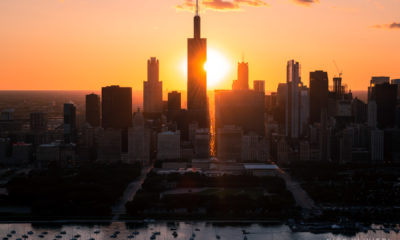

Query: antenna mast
left=196, top=0, right=199, bottom=16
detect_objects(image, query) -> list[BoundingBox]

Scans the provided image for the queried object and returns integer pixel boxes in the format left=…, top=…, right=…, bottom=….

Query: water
left=0, top=222, right=399, bottom=240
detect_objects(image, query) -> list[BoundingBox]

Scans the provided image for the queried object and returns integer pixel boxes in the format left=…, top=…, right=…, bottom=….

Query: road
left=111, top=164, right=153, bottom=220
left=277, top=168, right=316, bottom=211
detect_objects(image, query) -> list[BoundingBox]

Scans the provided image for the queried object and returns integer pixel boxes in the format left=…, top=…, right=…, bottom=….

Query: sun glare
left=180, top=48, right=230, bottom=88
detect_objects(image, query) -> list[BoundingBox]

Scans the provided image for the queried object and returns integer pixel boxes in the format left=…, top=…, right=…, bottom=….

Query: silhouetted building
left=64, top=103, right=76, bottom=143
left=194, top=128, right=210, bottom=158
left=370, top=129, right=384, bottom=162
left=310, top=71, right=329, bottom=124
left=157, top=131, right=181, bottom=160
left=143, top=57, right=163, bottom=114
left=253, top=80, right=265, bottom=94
left=97, top=128, right=121, bottom=163
left=167, top=91, right=181, bottom=121
left=233, top=61, right=249, bottom=90
left=85, top=93, right=101, bottom=127
left=286, top=60, right=301, bottom=139
left=217, top=125, right=242, bottom=160
left=128, top=110, right=151, bottom=165
left=215, top=89, right=265, bottom=136
left=371, top=82, right=397, bottom=129
left=333, top=77, right=342, bottom=97
left=102, top=85, right=132, bottom=129
left=368, top=100, right=377, bottom=128
left=187, top=3, right=208, bottom=127
left=299, top=86, right=310, bottom=135
left=30, top=112, right=48, bottom=131
left=352, top=98, right=367, bottom=124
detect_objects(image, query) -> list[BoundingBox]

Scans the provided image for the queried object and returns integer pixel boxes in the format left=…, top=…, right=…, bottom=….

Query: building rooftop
left=243, top=164, right=279, bottom=170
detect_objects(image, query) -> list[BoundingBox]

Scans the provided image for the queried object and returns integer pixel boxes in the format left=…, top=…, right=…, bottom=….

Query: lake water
left=0, top=222, right=399, bottom=240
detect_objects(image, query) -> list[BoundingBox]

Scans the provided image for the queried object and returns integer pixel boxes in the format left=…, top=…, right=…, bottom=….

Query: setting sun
left=180, top=48, right=230, bottom=88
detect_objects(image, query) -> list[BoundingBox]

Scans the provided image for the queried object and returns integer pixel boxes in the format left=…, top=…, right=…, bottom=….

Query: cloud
left=291, top=0, right=319, bottom=6
left=176, top=0, right=268, bottom=12
left=372, top=22, right=400, bottom=30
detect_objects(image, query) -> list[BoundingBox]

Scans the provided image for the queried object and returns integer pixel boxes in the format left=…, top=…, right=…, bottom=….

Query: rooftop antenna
left=241, top=52, right=245, bottom=62
left=196, top=0, right=199, bottom=16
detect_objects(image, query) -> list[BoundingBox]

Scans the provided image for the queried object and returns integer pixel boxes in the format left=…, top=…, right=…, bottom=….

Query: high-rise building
left=143, top=57, right=163, bottom=114
left=128, top=110, right=151, bottom=165
left=157, top=131, right=181, bottom=160
left=233, top=61, right=249, bottom=90
left=217, top=125, right=242, bottom=160
left=167, top=91, right=181, bottom=121
left=187, top=1, right=208, bottom=127
left=369, top=82, right=397, bottom=129
left=102, top=85, right=132, bottom=129
left=286, top=60, right=301, bottom=138
left=194, top=128, right=210, bottom=158
left=299, top=86, right=310, bottom=136
left=85, top=93, right=101, bottom=127
left=253, top=80, right=265, bottom=94
left=333, top=77, right=342, bottom=97
left=370, top=129, right=384, bottom=162
left=352, top=98, right=367, bottom=124
left=310, top=71, right=329, bottom=124
left=63, top=103, right=76, bottom=143
left=215, top=90, right=265, bottom=136
left=30, top=112, right=48, bottom=131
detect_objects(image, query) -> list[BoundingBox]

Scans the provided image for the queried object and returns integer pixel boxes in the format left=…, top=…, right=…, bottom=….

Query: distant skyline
left=0, top=0, right=399, bottom=91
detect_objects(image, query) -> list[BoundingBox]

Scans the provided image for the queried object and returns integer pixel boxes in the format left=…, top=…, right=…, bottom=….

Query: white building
left=157, top=131, right=180, bottom=160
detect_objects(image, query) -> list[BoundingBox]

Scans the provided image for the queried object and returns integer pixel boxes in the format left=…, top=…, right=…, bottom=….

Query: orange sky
left=0, top=0, right=399, bottom=92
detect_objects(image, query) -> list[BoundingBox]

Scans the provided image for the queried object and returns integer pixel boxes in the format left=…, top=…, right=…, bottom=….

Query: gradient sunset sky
left=0, top=0, right=399, bottom=92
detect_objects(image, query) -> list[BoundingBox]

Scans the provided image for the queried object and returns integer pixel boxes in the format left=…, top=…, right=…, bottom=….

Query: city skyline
left=0, top=0, right=399, bottom=91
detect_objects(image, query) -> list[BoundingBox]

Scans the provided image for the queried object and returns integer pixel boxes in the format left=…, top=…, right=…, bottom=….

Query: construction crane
left=333, top=60, right=343, bottom=78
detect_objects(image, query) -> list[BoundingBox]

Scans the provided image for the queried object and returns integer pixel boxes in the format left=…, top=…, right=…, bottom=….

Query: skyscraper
left=187, top=0, right=208, bottom=127
left=64, top=103, right=76, bottom=144
left=85, top=93, right=101, bottom=127
left=167, top=91, right=181, bottom=121
left=143, top=57, right=163, bottom=114
left=102, top=85, right=132, bottom=129
left=233, top=61, right=249, bottom=90
left=310, top=71, right=329, bottom=124
left=286, top=60, right=301, bottom=138
left=253, top=80, right=265, bottom=94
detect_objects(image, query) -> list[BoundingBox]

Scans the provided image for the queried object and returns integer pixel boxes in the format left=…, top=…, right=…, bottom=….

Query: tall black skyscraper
left=86, top=93, right=101, bottom=127
left=168, top=91, right=181, bottom=121
left=102, top=85, right=132, bottom=129
left=371, top=82, right=397, bottom=129
left=187, top=0, right=208, bottom=127
left=310, top=71, right=329, bottom=124
left=64, top=103, right=77, bottom=143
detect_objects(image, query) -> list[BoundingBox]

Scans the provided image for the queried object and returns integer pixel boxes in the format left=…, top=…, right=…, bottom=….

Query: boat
left=3, top=237, right=9, bottom=240
left=216, top=235, right=221, bottom=239
left=127, top=235, right=134, bottom=239
left=60, top=231, right=67, bottom=235
left=22, top=235, right=28, bottom=239
left=55, top=235, right=62, bottom=239
left=27, top=232, right=34, bottom=235
left=132, top=231, right=140, bottom=235
left=38, top=235, right=44, bottom=238
left=74, top=234, right=81, bottom=238
left=172, top=231, right=178, bottom=238
left=10, top=231, right=16, bottom=235
left=94, top=230, right=100, bottom=234
left=89, top=238, right=95, bottom=240
left=150, top=235, right=156, bottom=240
left=195, top=228, right=200, bottom=231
